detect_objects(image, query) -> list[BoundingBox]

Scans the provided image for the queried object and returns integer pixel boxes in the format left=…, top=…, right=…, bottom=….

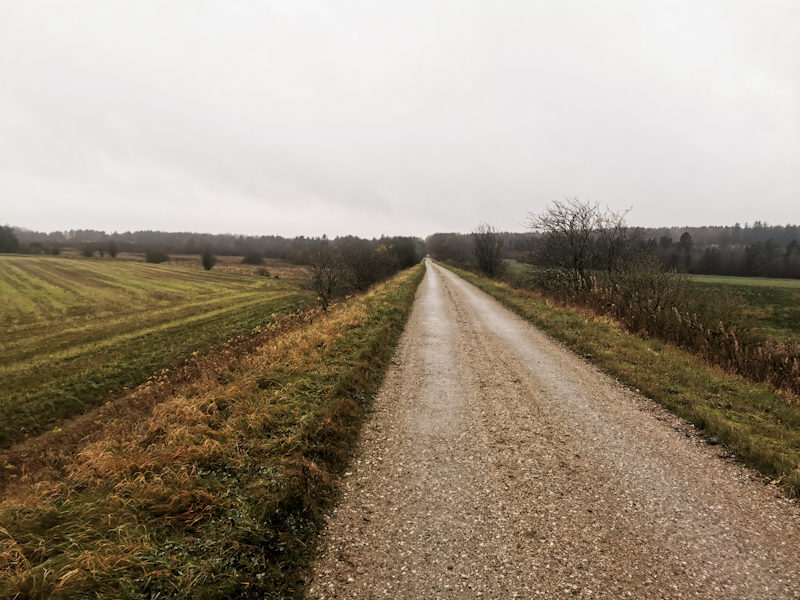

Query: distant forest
left=5, top=221, right=800, bottom=279
left=427, top=222, right=800, bottom=279
left=643, top=223, right=800, bottom=278
left=5, top=226, right=425, bottom=266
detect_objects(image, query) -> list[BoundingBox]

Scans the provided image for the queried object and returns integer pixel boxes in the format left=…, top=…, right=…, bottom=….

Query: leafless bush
left=338, top=237, right=392, bottom=292
left=526, top=198, right=603, bottom=280
left=472, top=223, right=507, bottom=278
left=302, top=235, right=422, bottom=309
left=302, top=236, right=345, bottom=310
left=512, top=254, right=800, bottom=395
left=515, top=198, right=800, bottom=395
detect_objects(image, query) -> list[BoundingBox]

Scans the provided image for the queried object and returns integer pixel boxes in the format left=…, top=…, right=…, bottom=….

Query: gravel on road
left=310, top=260, right=800, bottom=599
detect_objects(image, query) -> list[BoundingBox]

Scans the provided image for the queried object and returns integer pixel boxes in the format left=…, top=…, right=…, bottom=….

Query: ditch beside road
left=311, top=259, right=800, bottom=599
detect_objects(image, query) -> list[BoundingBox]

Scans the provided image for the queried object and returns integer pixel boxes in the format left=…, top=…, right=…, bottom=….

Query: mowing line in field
left=0, top=256, right=315, bottom=444
left=0, top=290, right=273, bottom=355
left=0, top=294, right=298, bottom=384
left=0, top=260, right=79, bottom=319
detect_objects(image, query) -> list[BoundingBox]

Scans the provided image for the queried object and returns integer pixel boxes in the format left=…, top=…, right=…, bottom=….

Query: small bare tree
left=472, top=223, right=507, bottom=278
left=302, top=236, right=345, bottom=310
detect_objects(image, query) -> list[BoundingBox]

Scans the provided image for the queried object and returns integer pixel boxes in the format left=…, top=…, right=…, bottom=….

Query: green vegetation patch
left=0, top=263, right=425, bottom=599
left=689, top=274, right=800, bottom=340
left=444, top=265, right=800, bottom=496
left=0, top=256, right=313, bottom=444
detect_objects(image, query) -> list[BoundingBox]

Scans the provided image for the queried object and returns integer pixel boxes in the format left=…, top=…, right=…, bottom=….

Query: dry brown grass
left=0, top=309, right=316, bottom=498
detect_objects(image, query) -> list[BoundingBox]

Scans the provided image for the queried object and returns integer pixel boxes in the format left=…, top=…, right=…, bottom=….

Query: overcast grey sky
left=1, top=1, right=798, bottom=238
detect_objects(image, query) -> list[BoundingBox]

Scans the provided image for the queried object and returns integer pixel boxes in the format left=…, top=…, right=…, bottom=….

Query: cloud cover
left=1, top=0, right=798, bottom=237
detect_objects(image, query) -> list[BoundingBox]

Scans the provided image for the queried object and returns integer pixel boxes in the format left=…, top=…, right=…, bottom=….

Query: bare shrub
left=514, top=242, right=800, bottom=394
left=525, top=197, right=645, bottom=285
left=526, top=198, right=603, bottom=281
left=516, top=198, right=800, bottom=395
left=472, top=223, right=507, bottom=278
left=302, top=236, right=345, bottom=310
left=301, top=235, right=422, bottom=309
left=339, top=237, right=392, bottom=292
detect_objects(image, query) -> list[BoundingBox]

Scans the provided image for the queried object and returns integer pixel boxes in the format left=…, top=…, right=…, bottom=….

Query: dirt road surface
left=310, top=260, right=800, bottom=599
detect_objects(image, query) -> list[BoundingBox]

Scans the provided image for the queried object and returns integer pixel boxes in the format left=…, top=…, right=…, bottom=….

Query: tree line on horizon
left=4, top=226, right=318, bottom=262
left=1, top=226, right=426, bottom=269
left=5, top=219, right=800, bottom=279
left=426, top=222, right=800, bottom=279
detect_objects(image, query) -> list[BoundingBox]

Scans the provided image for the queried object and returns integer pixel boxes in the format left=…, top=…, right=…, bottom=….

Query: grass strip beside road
left=0, top=263, right=425, bottom=599
left=443, top=264, right=800, bottom=496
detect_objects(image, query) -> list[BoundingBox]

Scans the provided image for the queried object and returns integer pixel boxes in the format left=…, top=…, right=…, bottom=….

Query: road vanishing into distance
left=311, top=259, right=800, bottom=599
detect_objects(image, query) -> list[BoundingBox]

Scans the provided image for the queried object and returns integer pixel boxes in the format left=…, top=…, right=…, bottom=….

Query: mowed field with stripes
left=0, top=255, right=312, bottom=445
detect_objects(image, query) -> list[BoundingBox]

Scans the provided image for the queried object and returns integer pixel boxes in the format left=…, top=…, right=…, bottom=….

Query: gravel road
left=310, top=260, right=800, bottom=599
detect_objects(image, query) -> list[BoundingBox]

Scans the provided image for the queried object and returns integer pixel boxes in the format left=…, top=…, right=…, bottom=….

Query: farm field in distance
left=688, top=274, right=800, bottom=340
left=0, top=254, right=312, bottom=445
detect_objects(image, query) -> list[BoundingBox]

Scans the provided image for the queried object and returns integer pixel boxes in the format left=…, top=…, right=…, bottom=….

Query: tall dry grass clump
left=0, top=264, right=424, bottom=599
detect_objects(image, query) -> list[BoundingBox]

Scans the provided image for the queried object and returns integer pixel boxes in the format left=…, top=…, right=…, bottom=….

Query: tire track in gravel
left=310, top=260, right=800, bottom=599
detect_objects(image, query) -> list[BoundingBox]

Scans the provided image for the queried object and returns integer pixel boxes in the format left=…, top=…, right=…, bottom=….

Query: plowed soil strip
left=311, top=259, right=800, bottom=599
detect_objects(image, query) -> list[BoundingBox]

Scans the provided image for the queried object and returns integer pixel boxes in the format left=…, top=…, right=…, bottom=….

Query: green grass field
left=689, top=274, right=800, bottom=340
left=0, top=255, right=312, bottom=445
